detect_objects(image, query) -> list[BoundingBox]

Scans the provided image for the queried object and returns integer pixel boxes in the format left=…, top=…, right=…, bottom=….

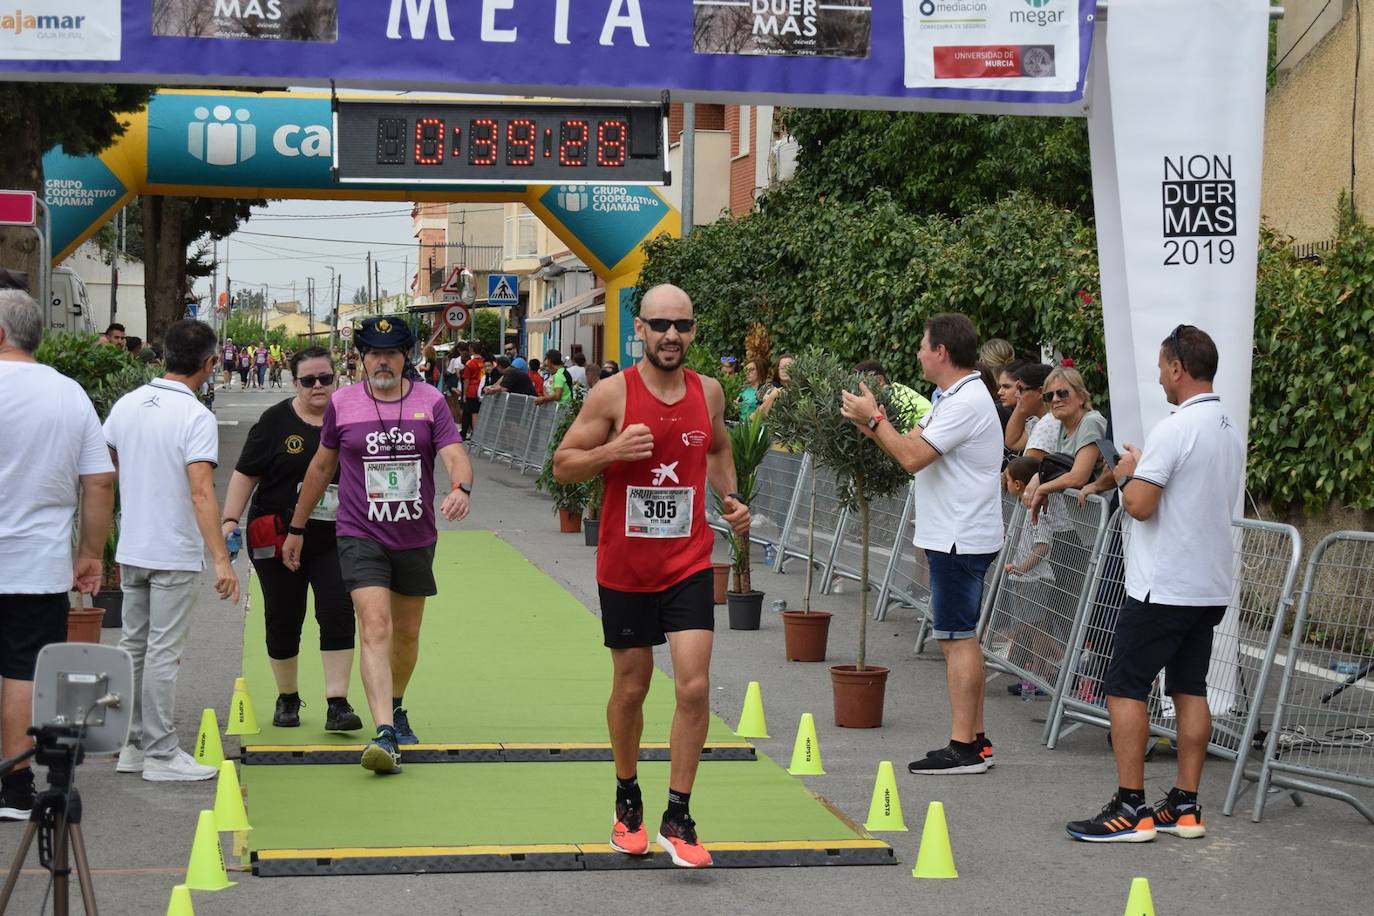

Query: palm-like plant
left=717, top=408, right=771, bottom=594
left=785, top=349, right=910, bottom=670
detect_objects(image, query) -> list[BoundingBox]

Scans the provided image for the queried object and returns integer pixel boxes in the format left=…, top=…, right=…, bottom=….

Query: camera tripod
left=0, top=725, right=98, bottom=916
left=1322, top=660, right=1373, bottom=704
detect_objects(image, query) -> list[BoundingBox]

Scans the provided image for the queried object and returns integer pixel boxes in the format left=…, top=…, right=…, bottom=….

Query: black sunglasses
left=1043, top=388, right=1073, bottom=403
left=1167, top=323, right=1192, bottom=374
left=641, top=317, right=696, bottom=333
left=297, top=373, right=336, bottom=388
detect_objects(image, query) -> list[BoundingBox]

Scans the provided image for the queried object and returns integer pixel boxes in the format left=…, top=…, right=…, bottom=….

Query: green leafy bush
left=36, top=332, right=157, bottom=419
left=535, top=394, right=594, bottom=514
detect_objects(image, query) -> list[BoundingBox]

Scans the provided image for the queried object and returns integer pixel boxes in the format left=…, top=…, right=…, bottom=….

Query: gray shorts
left=337, top=537, right=437, bottom=597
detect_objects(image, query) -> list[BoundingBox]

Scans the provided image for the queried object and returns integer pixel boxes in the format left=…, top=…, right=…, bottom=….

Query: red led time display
left=337, top=100, right=667, bottom=186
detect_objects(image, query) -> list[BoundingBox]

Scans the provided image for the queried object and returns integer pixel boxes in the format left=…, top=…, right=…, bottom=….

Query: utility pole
left=211, top=240, right=219, bottom=342
left=366, top=251, right=373, bottom=310
left=224, top=240, right=232, bottom=330
left=331, top=273, right=341, bottom=354
left=108, top=207, right=121, bottom=322
left=326, top=266, right=336, bottom=341
left=682, top=103, right=696, bottom=237
left=375, top=260, right=382, bottom=312
left=307, top=277, right=314, bottom=344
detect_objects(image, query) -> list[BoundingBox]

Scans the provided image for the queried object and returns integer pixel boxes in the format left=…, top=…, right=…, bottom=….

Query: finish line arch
left=44, top=89, right=680, bottom=363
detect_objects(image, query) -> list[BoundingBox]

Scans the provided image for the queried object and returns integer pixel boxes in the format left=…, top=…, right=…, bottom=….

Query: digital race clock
left=333, top=100, right=668, bottom=186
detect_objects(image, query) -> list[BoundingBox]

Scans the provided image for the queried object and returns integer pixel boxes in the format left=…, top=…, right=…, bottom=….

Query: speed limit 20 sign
left=443, top=304, right=471, bottom=330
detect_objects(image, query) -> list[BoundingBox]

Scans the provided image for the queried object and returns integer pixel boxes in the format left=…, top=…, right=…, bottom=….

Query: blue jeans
left=926, top=547, right=998, bottom=640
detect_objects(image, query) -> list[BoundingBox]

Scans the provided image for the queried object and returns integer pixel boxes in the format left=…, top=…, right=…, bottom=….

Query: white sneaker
left=116, top=745, right=144, bottom=773
left=141, top=750, right=216, bottom=782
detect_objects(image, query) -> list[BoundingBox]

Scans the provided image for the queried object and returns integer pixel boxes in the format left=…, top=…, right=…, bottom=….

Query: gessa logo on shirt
left=681, top=430, right=707, bottom=448
left=365, top=428, right=415, bottom=455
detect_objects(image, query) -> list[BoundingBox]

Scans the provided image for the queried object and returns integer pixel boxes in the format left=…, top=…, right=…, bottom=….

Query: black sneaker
left=273, top=694, right=302, bottom=728
left=1152, top=790, right=1206, bottom=838
left=0, top=775, right=36, bottom=821
left=361, top=728, right=402, bottom=774
left=1066, top=794, right=1156, bottom=843
left=325, top=699, right=363, bottom=733
left=924, top=736, right=995, bottom=768
left=393, top=706, right=419, bottom=745
left=908, top=742, right=988, bottom=775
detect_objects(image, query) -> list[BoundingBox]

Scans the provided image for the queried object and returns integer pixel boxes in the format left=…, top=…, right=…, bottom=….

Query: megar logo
left=1010, top=1, right=1063, bottom=26
left=1, top=10, right=87, bottom=34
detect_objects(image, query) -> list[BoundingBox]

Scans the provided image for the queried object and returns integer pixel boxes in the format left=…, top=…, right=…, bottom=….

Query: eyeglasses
left=642, top=317, right=696, bottom=333
left=1043, top=388, right=1073, bottom=403
left=1015, top=383, right=1041, bottom=394
left=1167, top=323, right=1192, bottom=374
left=297, top=373, right=336, bottom=388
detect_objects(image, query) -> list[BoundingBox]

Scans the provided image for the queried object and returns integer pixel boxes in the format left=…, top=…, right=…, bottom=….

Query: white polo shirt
left=104, top=379, right=219, bottom=572
left=911, top=372, right=1005, bottom=555
left=0, top=362, right=115, bottom=593
left=1124, top=392, right=1244, bottom=606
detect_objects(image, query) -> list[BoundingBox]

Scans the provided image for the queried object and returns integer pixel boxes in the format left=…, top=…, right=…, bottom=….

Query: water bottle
left=764, top=543, right=777, bottom=566
left=1021, top=678, right=1037, bottom=703
left=226, top=527, right=242, bottom=562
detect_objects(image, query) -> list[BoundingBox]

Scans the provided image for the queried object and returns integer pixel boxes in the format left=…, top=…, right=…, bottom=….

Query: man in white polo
left=1066, top=324, right=1243, bottom=843
left=105, top=319, right=241, bottom=782
left=842, top=312, right=1004, bottom=775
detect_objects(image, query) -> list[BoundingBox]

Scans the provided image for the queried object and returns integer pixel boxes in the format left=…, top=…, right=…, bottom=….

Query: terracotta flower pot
left=557, top=507, right=582, bottom=533
left=726, top=591, right=765, bottom=630
left=830, top=664, right=890, bottom=728
left=67, top=607, right=104, bottom=644
left=782, top=610, right=832, bottom=662
left=711, top=562, right=731, bottom=605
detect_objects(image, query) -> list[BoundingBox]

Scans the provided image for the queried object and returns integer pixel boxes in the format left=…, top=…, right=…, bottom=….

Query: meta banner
left=0, top=1, right=1095, bottom=111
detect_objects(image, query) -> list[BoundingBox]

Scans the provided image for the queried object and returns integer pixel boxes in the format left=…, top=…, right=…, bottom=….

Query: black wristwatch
left=287, top=524, right=307, bottom=536
left=455, top=481, right=472, bottom=495
left=727, top=491, right=745, bottom=504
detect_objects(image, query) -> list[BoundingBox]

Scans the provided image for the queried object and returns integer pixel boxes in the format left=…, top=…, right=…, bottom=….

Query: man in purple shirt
left=284, top=315, right=474, bottom=774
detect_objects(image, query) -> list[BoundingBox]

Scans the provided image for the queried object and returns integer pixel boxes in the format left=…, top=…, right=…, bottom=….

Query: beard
left=368, top=369, right=401, bottom=390
left=644, top=341, right=684, bottom=371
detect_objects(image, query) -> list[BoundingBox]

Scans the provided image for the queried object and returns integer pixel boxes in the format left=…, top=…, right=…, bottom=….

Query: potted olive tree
left=719, top=408, right=771, bottom=630
left=797, top=351, right=910, bottom=727
left=766, top=350, right=831, bottom=661
left=536, top=397, right=591, bottom=533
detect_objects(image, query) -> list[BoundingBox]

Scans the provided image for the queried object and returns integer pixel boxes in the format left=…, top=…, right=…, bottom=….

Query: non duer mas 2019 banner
left=0, top=1, right=1094, bottom=110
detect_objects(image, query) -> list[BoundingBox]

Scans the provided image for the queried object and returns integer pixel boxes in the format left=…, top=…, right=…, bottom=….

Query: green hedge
left=638, top=191, right=1374, bottom=513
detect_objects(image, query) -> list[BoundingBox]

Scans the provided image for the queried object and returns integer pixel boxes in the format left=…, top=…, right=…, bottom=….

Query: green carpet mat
left=239, top=531, right=735, bottom=746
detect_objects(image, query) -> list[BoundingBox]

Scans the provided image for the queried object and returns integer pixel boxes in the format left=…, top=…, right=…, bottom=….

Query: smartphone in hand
left=1096, top=437, right=1120, bottom=474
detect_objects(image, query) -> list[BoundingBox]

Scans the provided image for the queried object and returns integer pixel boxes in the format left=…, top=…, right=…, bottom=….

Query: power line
left=234, top=229, right=457, bottom=248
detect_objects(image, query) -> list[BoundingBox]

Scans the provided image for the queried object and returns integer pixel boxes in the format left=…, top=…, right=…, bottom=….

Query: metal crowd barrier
left=828, top=490, right=911, bottom=598
left=467, top=392, right=507, bottom=458
left=776, top=463, right=849, bottom=582
left=981, top=492, right=1113, bottom=708
left=707, top=447, right=806, bottom=550
left=1248, top=531, right=1374, bottom=824
left=518, top=400, right=563, bottom=474
left=491, top=394, right=534, bottom=465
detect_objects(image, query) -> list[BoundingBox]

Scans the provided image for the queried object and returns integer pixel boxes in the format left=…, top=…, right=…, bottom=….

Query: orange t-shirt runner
left=596, top=366, right=714, bottom=592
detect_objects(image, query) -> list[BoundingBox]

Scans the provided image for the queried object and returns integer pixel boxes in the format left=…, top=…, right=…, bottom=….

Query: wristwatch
left=287, top=524, right=307, bottom=536
left=454, top=481, right=472, bottom=495
left=867, top=411, right=886, bottom=432
left=727, top=491, right=745, bottom=504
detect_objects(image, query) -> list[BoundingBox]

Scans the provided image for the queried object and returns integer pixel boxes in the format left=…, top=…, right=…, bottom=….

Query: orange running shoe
left=656, top=814, right=713, bottom=868
left=1152, top=791, right=1207, bottom=838
left=610, top=800, right=649, bottom=856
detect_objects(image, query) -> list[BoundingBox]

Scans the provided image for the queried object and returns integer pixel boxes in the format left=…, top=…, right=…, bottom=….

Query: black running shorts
left=337, top=536, right=437, bottom=597
left=599, top=568, right=714, bottom=649
left=0, top=593, right=68, bottom=680
left=1103, top=596, right=1227, bottom=701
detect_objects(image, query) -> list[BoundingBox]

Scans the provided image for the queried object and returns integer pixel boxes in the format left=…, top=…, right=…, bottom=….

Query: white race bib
left=365, top=459, right=421, bottom=504
left=303, top=483, right=340, bottom=522
left=625, top=486, right=693, bottom=539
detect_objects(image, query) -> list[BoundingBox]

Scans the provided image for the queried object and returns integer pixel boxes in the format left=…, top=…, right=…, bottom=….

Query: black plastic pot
left=92, top=590, right=123, bottom=629
left=726, top=591, right=765, bottom=630
left=583, top=518, right=600, bottom=546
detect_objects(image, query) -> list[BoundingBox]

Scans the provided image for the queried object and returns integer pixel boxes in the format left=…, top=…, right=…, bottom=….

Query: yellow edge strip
left=256, top=839, right=889, bottom=861
left=243, top=742, right=753, bottom=753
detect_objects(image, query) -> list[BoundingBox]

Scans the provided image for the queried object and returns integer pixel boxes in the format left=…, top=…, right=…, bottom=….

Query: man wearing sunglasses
left=553, top=284, right=751, bottom=868
left=284, top=315, right=474, bottom=776
left=1066, top=325, right=1243, bottom=843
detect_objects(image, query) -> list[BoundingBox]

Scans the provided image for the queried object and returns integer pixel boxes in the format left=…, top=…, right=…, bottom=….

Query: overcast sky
left=194, top=199, right=416, bottom=308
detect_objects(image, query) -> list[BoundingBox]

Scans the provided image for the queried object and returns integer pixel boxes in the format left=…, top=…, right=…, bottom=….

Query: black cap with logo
left=355, top=315, right=415, bottom=353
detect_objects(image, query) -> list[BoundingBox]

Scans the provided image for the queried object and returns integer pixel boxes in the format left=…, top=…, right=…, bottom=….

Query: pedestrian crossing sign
left=487, top=274, right=519, bottom=305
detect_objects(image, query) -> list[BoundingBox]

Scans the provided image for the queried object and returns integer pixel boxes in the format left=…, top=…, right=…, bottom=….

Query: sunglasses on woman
left=642, top=317, right=696, bottom=333
left=297, top=373, right=336, bottom=387
left=1043, top=387, right=1073, bottom=403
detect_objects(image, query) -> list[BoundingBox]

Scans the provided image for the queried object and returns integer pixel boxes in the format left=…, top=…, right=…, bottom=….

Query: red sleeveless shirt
left=597, top=366, right=714, bottom=592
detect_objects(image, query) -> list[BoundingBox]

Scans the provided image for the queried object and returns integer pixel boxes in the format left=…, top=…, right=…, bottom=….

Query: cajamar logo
left=2, top=11, right=88, bottom=34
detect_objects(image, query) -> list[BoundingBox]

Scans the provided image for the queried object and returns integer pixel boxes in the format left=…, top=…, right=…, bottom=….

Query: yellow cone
left=911, top=801, right=957, bottom=879
left=184, top=810, right=236, bottom=892
left=225, top=676, right=260, bottom=736
left=863, top=761, right=908, bottom=832
left=734, top=681, right=769, bottom=738
left=1124, top=877, right=1156, bottom=916
left=193, top=709, right=225, bottom=768
left=165, top=884, right=195, bottom=916
left=787, top=713, right=825, bottom=775
left=212, top=761, right=252, bottom=833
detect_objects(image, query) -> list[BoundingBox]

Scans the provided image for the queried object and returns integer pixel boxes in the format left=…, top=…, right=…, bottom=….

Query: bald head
left=635, top=284, right=695, bottom=372
left=639, top=284, right=693, bottom=319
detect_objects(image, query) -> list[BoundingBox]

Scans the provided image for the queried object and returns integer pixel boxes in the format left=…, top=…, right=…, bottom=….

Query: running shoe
left=908, top=742, right=988, bottom=775
left=1065, top=794, right=1156, bottom=843
left=923, top=737, right=995, bottom=768
left=392, top=706, right=419, bottom=745
left=361, top=729, right=402, bottom=774
left=0, top=776, right=35, bottom=821
left=656, top=814, right=712, bottom=868
left=610, top=800, right=649, bottom=856
left=1152, top=791, right=1206, bottom=838
left=274, top=693, right=302, bottom=728
left=325, top=698, right=364, bottom=733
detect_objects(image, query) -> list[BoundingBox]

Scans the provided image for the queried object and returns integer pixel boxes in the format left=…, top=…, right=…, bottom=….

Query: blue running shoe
left=361, top=728, right=402, bottom=774
left=393, top=706, right=419, bottom=745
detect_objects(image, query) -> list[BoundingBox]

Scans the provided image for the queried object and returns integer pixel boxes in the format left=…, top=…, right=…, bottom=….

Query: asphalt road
left=3, top=381, right=1371, bottom=915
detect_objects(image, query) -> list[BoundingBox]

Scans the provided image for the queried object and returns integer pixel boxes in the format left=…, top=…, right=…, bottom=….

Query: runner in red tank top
left=553, top=284, right=751, bottom=868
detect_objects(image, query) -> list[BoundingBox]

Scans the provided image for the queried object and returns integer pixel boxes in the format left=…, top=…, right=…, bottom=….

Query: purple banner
left=0, top=1, right=1094, bottom=112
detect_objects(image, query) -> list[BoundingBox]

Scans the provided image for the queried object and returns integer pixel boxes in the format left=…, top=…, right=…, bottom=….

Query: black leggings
left=250, top=524, right=355, bottom=659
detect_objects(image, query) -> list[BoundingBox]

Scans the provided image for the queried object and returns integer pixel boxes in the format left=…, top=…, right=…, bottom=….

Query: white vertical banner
left=1089, top=0, right=1269, bottom=717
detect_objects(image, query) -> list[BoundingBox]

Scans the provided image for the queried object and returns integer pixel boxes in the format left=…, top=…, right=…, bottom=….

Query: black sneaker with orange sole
left=1066, top=794, right=1156, bottom=843
left=1152, top=791, right=1206, bottom=838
